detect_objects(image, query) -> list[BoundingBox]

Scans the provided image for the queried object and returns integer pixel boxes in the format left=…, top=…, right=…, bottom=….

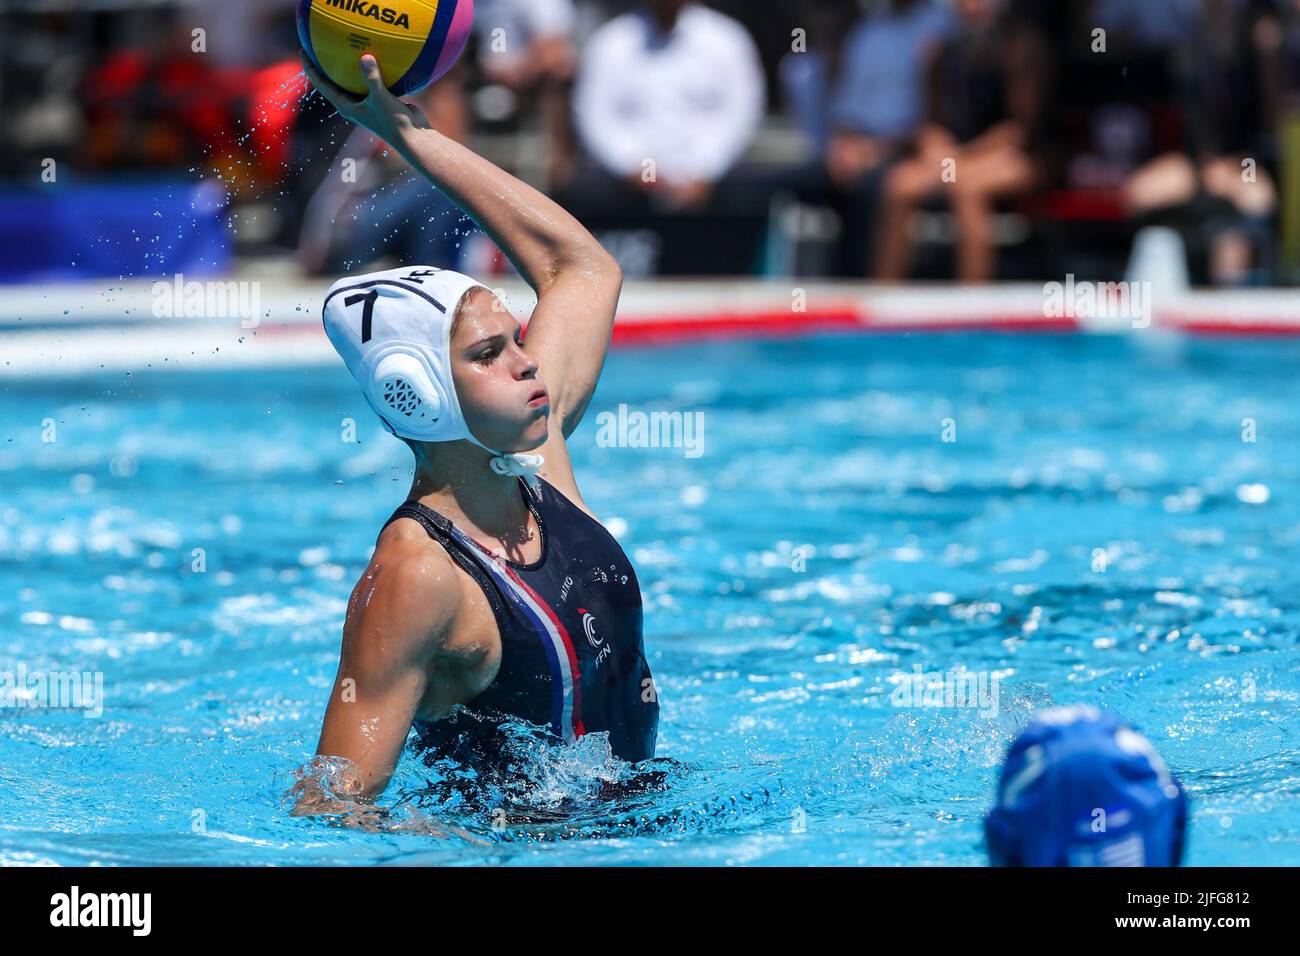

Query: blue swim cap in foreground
left=985, top=706, right=1188, bottom=866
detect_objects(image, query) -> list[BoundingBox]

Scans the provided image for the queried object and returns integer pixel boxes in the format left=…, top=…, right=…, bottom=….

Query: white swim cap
left=322, top=265, right=544, bottom=484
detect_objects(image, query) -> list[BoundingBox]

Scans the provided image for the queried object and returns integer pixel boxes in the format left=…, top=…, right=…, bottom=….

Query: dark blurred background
left=3, top=0, right=1300, bottom=285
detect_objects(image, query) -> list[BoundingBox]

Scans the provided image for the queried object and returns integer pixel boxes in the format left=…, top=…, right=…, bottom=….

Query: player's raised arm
left=300, top=52, right=621, bottom=437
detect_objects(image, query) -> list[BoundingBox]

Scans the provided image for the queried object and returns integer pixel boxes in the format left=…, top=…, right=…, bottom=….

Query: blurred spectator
left=475, top=0, right=578, bottom=87
left=771, top=0, right=953, bottom=276
left=827, top=0, right=953, bottom=157
left=473, top=0, right=581, bottom=187
left=3, top=12, right=87, bottom=174
left=80, top=8, right=242, bottom=172
left=297, top=64, right=480, bottom=275
left=1089, top=0, right=1201, bottom=52
left=776, top=0, right=860, bottom=157
left=77, top=4, right=304, bottom=200
left=1259, top=0, right=1300, bottom=116
left=875, top=0, right=1050, bottom=281
left=570, top=0, right=766, bottom=212
left=1121, top=0, right=1279, bottom=285
left=5, top=0, right=1299, bottom=282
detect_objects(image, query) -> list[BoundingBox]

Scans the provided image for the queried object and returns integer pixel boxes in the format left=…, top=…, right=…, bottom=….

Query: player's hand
left=300, top=51, right=430, bottom=143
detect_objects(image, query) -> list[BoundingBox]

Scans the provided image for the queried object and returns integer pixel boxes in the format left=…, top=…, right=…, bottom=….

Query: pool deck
left=3, top=277, right=1300, bottom=377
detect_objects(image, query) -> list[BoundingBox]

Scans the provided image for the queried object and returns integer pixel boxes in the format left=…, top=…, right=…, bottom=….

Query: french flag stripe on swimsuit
left=496, top=561, right=587, bottom=741
left=455, top=531, right=584, bottom=742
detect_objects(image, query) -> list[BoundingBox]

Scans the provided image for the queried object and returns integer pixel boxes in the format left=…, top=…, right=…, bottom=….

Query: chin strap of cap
left=487, top=450, right=545, bottom=490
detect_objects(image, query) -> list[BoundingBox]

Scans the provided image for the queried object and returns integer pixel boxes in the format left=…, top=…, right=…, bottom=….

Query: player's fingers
left=300, top=50, right=364, bottom=109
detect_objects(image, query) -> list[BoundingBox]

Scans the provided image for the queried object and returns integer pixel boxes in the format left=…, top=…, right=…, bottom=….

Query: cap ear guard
left=323, top=269, right=476, bottom=445
left=371, top=351, right=444, bottom=433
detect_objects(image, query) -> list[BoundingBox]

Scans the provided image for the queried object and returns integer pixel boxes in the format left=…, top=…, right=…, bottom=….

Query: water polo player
left=296, top=51, right=658, bottom=806
left=985, top=706, right=1188, bottom=866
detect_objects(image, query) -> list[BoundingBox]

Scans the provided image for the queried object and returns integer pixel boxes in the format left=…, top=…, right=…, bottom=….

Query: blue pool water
left=1, top=332, right=1297, bottom=865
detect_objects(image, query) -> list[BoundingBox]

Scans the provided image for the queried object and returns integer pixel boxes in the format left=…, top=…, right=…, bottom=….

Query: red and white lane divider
left=1, top=280, right=1298, bottom=376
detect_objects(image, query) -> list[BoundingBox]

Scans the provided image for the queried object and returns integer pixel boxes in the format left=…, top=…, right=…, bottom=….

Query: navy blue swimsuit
left=381, top=476, right=659, bottom=769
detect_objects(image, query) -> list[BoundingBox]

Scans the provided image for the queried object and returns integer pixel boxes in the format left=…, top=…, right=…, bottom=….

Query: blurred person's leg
left=1122, top=152, right=1198, bottom=214
left=1124, top=154, right=1278, bottom=284
left=840, top=163, right=891, bottom=278
left=1201, top=156, right=1276, bottom=217
left=1200, top=156, right=1278, bottom=284
left=875, top=157, right=937, bottom=281
left=824, top=133, right=897, bottom=277
left=875, top=126, right=956, bottom=280
left=1208, top=227, right=1253, bottom=284
left=1123, top=153, right=1206, bottom=285
left=947, top=145, right=1038, bottom=283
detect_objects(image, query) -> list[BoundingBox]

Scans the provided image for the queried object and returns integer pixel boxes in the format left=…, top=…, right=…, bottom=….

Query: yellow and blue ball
left=297, top=0, right=474, bottom=97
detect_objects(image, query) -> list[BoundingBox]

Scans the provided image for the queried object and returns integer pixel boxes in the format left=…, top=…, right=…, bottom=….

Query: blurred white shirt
left=573, top=4, right=766, bottom=185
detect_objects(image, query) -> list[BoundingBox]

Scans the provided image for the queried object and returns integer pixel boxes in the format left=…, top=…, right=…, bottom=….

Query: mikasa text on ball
left=297, top=0, right=474, bottom=96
